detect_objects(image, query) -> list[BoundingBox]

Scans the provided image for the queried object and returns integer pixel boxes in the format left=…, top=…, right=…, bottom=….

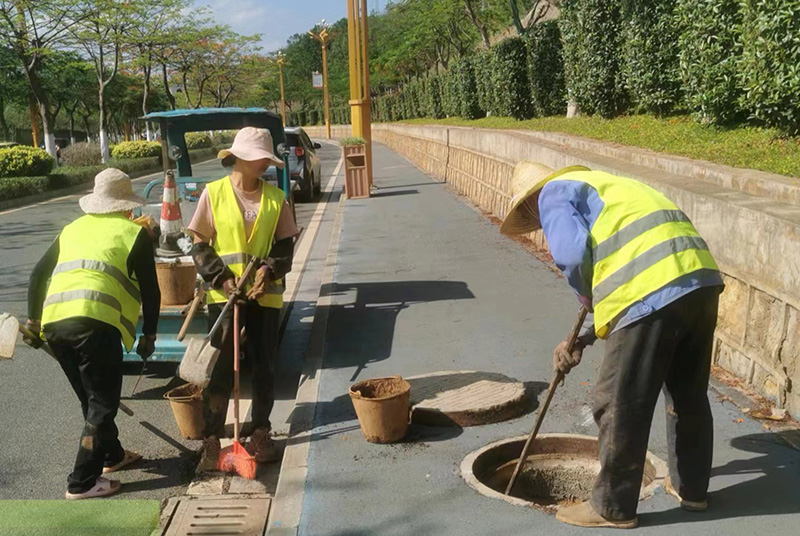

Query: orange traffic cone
left=157, top=169, right=184, bottom=257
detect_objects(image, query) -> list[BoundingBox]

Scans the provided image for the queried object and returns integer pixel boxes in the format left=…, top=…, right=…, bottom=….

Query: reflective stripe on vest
left=550, top=170, right=719, bottom=339
left=206, top=177, right=285, bottom=308
left=41, top=214, right=142, bottom=350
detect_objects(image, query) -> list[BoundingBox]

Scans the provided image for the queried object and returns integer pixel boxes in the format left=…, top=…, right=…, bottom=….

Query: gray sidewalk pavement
left=285, top=143, right=799, bottom=536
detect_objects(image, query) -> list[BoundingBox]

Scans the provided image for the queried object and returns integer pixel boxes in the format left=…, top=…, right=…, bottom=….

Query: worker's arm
left=267, top=200, right=299, bottom=280
left=128, top=228, right=160, bottom=337
left=190, top=237, right=235, bottom=289
left=27, top=236, right=60, bottom=323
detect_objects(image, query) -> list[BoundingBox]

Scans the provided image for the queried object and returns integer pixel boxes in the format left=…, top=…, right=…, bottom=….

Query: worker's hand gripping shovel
left=0, top=313, right=134, bottom=416
left=504, top=306, right=588, bottom=496
left=177, top=256, right=259, bottom=388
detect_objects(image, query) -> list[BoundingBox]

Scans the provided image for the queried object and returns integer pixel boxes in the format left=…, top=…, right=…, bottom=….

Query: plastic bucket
left=349, top=376, right=411, bottom=443
left=155, top=262, right=197, bottom=306
left=164, top=383, right=205, bottom=439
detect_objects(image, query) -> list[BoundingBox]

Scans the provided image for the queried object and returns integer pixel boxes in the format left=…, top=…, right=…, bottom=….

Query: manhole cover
left=164, top=497, right=270, bottom=535
left=407, top=371, right=527, bottom=426
left=461, top=434, right=666, bottom=512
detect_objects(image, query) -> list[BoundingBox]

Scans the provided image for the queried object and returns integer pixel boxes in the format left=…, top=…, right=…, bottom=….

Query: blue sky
left=203, top=0, right=387, bottom=53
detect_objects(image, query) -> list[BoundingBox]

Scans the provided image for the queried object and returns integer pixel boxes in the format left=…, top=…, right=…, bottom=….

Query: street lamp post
left=308, top=22, right=332, bottom=139
left=346, top=0, right=373, bottom=186
left=276, top=52, right=287, bottom=126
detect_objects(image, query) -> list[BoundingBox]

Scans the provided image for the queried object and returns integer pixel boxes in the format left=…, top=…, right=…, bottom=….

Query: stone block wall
left=305, top=123, right=800, bottom=417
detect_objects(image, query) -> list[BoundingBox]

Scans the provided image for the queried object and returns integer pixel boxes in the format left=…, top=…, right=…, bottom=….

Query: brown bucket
left=156, top=262, right=197, bottom=306
left=164, top=383, right=205, bottom=439
left=349, top=376, right=411, bottom=443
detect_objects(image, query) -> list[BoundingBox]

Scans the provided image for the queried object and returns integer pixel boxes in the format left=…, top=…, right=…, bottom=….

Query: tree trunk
left=99, top=89, right=109, bottom=163
left=464, top=0, right=491, bottom=48
left=142, top=64, right=152, bottom=140
left=68, top=111, right=76, bottom=145
left=0, top=97, right=9, bottom=140
left=162, top=62, right=177, bottom=110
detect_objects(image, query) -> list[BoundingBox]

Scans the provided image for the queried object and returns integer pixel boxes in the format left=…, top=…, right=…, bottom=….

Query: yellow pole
left=321, top=32, right=331, bottom=139
left=360, top=0, right=373, bottom=186
left=347, top=0, right=363, bottom=139
left=277, top=55, right=287, bottom=126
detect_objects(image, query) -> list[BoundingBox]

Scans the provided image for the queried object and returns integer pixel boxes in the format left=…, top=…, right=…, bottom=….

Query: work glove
left=223, top=277, right=247, bottom=304
left=246, top=265, right=272, bottom=301
left=136, top=334, right=157, bottom=361
left=552, top=339, right=585, bottom=375
left=22, top=319, right=44, bottom=349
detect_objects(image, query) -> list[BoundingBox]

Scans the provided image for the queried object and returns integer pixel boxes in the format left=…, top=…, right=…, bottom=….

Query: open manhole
left=461, top=434, right=667, bottom=511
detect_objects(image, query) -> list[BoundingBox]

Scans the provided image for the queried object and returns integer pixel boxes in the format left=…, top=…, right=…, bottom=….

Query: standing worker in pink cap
left=188, top=127, right=299, bottom=471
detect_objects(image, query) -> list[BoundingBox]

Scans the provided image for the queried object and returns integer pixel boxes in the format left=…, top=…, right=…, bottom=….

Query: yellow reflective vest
left=206, top=177, right=285, bottom=309
left=42, top=214, right=143, bottom=351
left=553, top=170, right=719, bottom=339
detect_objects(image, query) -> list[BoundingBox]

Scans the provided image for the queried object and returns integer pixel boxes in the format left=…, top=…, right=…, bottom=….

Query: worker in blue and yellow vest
left=26, top=168, right=160, bottom=500
left=188, top=127, right=299, bottom=471
left=501, top=162, right=724, bottom=529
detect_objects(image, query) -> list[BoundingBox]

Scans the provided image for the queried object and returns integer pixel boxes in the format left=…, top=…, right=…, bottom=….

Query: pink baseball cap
left=218, top=127, right=284, bottom=168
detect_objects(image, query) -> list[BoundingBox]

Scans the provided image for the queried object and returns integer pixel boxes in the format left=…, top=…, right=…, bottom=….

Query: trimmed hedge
left=185, top=132, right=213, bottom=149
left=739, top=0, right=800, bottom=134
left=427, top=76, right=444, bottom=120
left=677, top=0, right=745, bottom=125
left=474, top=51, right=496, bottom=116
left=492, top=37, right=533, bottom=120
left=0, top=176, right=50, bottom=199
left=622, top=0, right=682, bottom=115
left=111, top=141, right=161, bottom=160
left=0, top=146, right=55, bottom=178
left=561, top=0, right=628, bottom=118
left=457, top=58, right=483, bottom=120
left=527, top=21, right=567, bottom=117
left=60, top=142, right=103, bottom=167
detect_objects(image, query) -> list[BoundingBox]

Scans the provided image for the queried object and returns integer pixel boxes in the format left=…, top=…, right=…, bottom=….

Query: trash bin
left=349, top=376, right=411, bottom=443
left=165, top=383, right=205, bottom=439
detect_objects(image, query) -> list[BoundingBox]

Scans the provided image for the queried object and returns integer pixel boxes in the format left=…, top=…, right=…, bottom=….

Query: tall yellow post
left=347, top=0, right=373, bottom=186
left=360, top=0, right=373, bottom=187
left=309, top=25, right=332, bottom=139
left=277, top=53, right=287, bottom=126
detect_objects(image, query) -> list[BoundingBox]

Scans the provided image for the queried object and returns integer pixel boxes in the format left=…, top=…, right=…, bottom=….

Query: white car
left=264, top=127, right=322, bottom=202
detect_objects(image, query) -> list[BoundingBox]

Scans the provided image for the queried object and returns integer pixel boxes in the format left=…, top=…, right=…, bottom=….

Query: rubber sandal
left=65, top=476, right=121, bottom=500
left=102, top=450, right=142, bottom=474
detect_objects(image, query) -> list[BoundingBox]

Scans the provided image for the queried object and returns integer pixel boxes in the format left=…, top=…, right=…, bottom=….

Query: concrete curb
left=266, top=178, right=347, bottom=536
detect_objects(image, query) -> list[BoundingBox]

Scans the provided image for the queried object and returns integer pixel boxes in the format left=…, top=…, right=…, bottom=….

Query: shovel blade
left=178, top=336, right=220, bottom=388
left=0, top=313, right=20, bottom=359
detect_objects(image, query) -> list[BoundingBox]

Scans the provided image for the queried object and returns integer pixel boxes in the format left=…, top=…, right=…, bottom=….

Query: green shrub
left=561, top=0, right=628, bottom=118
left=474, top=50, right=497, bottom=116
left=0, top=146, right=55, bottom=177
left=110, top=156, right=162, bottom=175
left=427, top=75, right=444, bottom=119
left=677, top=0, right=745, bottom=125
left=457, top=58, right=483, bottom=120
left=111, top=140, right=161, bottom=160
left=739, top=0, right=800, bottom=134
left=621, top=0, right=682, bottom=115
left=50, top=166, right=104, bottom=188
left=0, top=176, right=50, bottom=199
left=60, top=142, right=102, bottom=167
left=185, top=132, right=213, bottom=149
left=442, top=69, right=461, bottom=117
left=527, top=21, right=567, bottom=117
left=340, top=136, right=365, bottom=147
left=215, top=130, right=236, bottom=145
left=492, top=37, right=533, bottom=120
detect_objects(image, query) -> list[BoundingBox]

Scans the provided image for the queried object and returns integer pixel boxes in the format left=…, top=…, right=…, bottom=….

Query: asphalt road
left=0, top=139, right=342, bottom=501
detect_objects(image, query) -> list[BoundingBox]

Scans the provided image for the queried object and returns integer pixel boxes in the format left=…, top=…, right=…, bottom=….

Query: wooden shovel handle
left=178, top=287, right=205, bottom=342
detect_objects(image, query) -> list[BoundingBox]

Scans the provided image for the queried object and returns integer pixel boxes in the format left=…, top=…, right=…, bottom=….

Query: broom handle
left=233, top=301, right=241, bottom=444
left=505, top=306, right=588, bottom=495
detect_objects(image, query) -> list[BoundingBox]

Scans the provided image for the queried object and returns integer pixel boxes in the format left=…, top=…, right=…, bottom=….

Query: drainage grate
left=164, top=497, right=270, bottom=536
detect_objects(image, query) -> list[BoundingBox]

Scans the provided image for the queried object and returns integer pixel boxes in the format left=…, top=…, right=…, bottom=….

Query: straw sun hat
left=79, top=168, right=148, bottom=215
left=218, top=126, right=284, bottom=168
left=499, top=162, right=589, bottom=236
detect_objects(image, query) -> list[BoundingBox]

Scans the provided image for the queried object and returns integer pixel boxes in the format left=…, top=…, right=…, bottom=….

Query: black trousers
left=49, top=324, right=126, bottom=494
left=591, top=286, right=720, bottom=520
left=203, top=301, right=280, bottom=438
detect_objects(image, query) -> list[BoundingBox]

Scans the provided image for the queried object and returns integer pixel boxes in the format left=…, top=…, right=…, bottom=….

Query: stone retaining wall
left=306, top=124, right=800, bottom=418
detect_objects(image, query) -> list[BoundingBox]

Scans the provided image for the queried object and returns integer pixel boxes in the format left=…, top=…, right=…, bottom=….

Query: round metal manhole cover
left=406, top=371, right=527, bottom=427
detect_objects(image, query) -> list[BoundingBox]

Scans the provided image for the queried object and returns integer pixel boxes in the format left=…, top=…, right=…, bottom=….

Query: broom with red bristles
left=217, top=301, right=257, bottom=479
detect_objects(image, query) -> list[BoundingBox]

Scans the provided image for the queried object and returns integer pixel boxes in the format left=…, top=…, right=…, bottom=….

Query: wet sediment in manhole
left=461, top=434, right=667, bottom=512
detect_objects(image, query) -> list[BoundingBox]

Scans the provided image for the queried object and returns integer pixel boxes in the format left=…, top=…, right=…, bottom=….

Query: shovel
left=0, top=313, right=134, bottom=417
left=177, top=256, right=260, bottom=388
left=504, top=306, right=588, bottom=496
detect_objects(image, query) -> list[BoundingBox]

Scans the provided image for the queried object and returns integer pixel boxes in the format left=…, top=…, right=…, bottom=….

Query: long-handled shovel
left=0, top=313, right=134, bottom=416
left=505, top=306, right=588, bottom=496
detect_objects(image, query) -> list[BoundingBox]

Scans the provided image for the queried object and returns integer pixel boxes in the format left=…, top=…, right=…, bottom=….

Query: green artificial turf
left=0, top=500, right=160, bottom=536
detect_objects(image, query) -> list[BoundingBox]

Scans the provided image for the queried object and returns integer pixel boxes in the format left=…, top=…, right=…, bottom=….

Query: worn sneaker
left=664, top=476, right=709, bottom=512
left=556, top=501, right=638, bottom=529
left=65, top=476, right=121, bottom=500
left=252, top=428, right=280, bottom=463
left=198, top=436, right=221, bottom=472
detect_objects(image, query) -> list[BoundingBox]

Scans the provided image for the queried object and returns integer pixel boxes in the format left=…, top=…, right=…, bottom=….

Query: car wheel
left=297, top=171, right=314, bottom=202
left=313, top=171, right=321, bottom=195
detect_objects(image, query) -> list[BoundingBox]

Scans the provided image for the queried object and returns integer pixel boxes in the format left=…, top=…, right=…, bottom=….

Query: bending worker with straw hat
left=25, top=168, right=160, bottom=499
left=501, top=162, right=724, bottom=529
left=188, top=127, right=298, bottom=471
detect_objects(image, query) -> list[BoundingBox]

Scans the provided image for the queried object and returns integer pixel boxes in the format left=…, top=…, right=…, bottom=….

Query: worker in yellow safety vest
left=188, top=127, right=299, bottom=471
left=501, top=162, right=724, bottom=529
left=26, top=168, right=160, bottom=500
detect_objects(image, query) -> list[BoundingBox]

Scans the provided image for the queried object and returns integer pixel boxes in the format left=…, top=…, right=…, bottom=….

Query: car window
left=285, top=133, right=300, bottom=147
left=301, top=132, right=314, bottom=152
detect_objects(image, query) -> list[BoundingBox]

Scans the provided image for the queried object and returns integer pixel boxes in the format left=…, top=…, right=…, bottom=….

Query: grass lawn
left=403, top=115, right=800, bottom=179
left=0, top=500, right=160, bottom=536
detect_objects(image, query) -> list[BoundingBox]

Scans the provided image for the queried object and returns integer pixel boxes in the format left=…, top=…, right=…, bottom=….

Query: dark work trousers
left=203, top=300, right=280, bottom=438
left=590, top=285, right=721, bottom=521
left=48, top=324, right=126, bottom=494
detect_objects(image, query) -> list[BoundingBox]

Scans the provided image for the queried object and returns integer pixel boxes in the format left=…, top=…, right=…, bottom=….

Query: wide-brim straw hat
left=79, top=168, right=148, bottom=215
left=499, top=161, right=589, bottom=236
left=218, top=126, right=285, bottom=168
